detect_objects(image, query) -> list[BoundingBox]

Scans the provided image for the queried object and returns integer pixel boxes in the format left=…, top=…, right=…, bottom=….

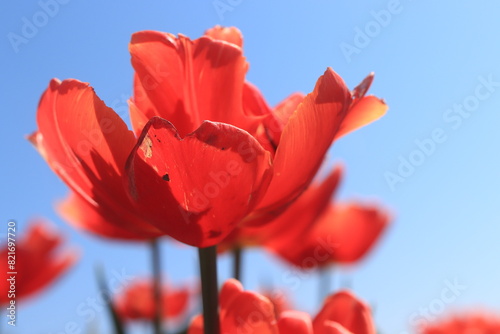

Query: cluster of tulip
left=4, top=26, right=500, bottom=333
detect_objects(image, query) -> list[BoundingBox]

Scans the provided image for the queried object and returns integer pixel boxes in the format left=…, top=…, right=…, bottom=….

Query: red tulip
left=312, top=290, right=376, bottom=334
left=278, top=290, right=376, bottom=334
left=115, top=278, right=192, bottom=322
left=419, top=312, right=500, bottom=334
left=0, top=221, right=78, bottom=304
left=189, top=279, right=375, bottom=334
left=128, top=27, right=387, bottom=244
left=31, top=26, right=386, bottom=247
left=189, top=279, right=278, bottom=334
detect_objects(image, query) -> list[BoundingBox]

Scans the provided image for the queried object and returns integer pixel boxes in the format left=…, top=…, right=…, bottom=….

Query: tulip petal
left=32, top=79, right=161, bottom=237
left=165, top=288, right=190, bottom=318
left=188, top=315, right=204, bottom=334
left=312, top=203, right=390, bottom=264
left=57, top=193, right=158, bottom=240
left=243, top=82, right=273, bottom=117
left=272, top=201, right=389, bottom=269
left=19, top=249, right=78, bottom=299
left=220, top=278, right=244, bottom=311
left=320, top=322, right=354, bottom=334
left=24, top=222, right=62, bottom=254
left=241, top=82, right=281, bottom=154
left=255, top=68, right=351, bottom=213
left=335, top=96, right=387, bottom=140
left=204, top=25, right=243, bottom=48
left=126, top=117, right=273, bottom=247
left=191, top=279, right=278, bottom=334
left=263, top=165, right=343, bottom=248
left=129, top=91, right=152, bottom=136
left=313, top=290, right=376, bottom=334
left=223, top=291, right=278, bottom=334
left=335, top=73, right=387, bottom=139
left=130, top=31, right=249, bottom=137
left=0, top=222, right=78, bottom=303
left=278, top=311, right=314, bottom=334
left=220, top=164, right=342, bottom=253
left=269, top=92, right=306, bottom=147
left=116, top=279, right=192, bottom=321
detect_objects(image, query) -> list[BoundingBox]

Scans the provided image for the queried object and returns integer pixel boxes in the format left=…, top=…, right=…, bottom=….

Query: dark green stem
left=151, top=238, right=163, bottom=334
left=94, top=264, right=126, bottom=334
left=232, top=247, right=242, bottom=282
left=198, top=246, right=220, bottom=334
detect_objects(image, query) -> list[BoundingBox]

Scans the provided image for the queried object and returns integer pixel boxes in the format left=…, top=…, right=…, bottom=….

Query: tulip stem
left=94, top=264, right=126, bottom=334
left=198, top=246, right=220, bottom=334
left=232, top=247, right=242, bottom=282
left=151, top=238, right=164, bottom=334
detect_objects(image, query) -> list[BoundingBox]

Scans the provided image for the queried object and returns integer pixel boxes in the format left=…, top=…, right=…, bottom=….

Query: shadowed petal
left=31, top=79, right=162, bottom=237
left=57, top=193, right=159, bottom=240
left=219, top=165, right=343, bottom=253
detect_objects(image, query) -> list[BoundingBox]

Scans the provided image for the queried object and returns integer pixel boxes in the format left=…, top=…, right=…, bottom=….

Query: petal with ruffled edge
left=204, top=25, right=243, bottom=48
left=126, top=117, right=273, bottom=247
left=335, top=73, right=387, bottom=140
left=129, top=31, right=249, bottom=138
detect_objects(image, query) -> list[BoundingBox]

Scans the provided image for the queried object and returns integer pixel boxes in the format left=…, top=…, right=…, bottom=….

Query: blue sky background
left=2, top=1, right=500, bottom=333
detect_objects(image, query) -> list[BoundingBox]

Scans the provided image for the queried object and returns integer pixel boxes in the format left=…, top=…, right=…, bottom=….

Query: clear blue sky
left=2, top=1, right=500, bottom=333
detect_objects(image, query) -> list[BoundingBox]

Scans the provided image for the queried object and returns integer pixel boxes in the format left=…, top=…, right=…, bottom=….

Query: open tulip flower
left=220, top=164, right=390, bottom=269
left=30, top=25, right=387, bottom=247
left=188, top=279, right=376, bottom=334
left=115, top=278, right=193, bottom=323
left=419, top=312, right=500, bottom=334
left=0, top=221, right=78, bottom=304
